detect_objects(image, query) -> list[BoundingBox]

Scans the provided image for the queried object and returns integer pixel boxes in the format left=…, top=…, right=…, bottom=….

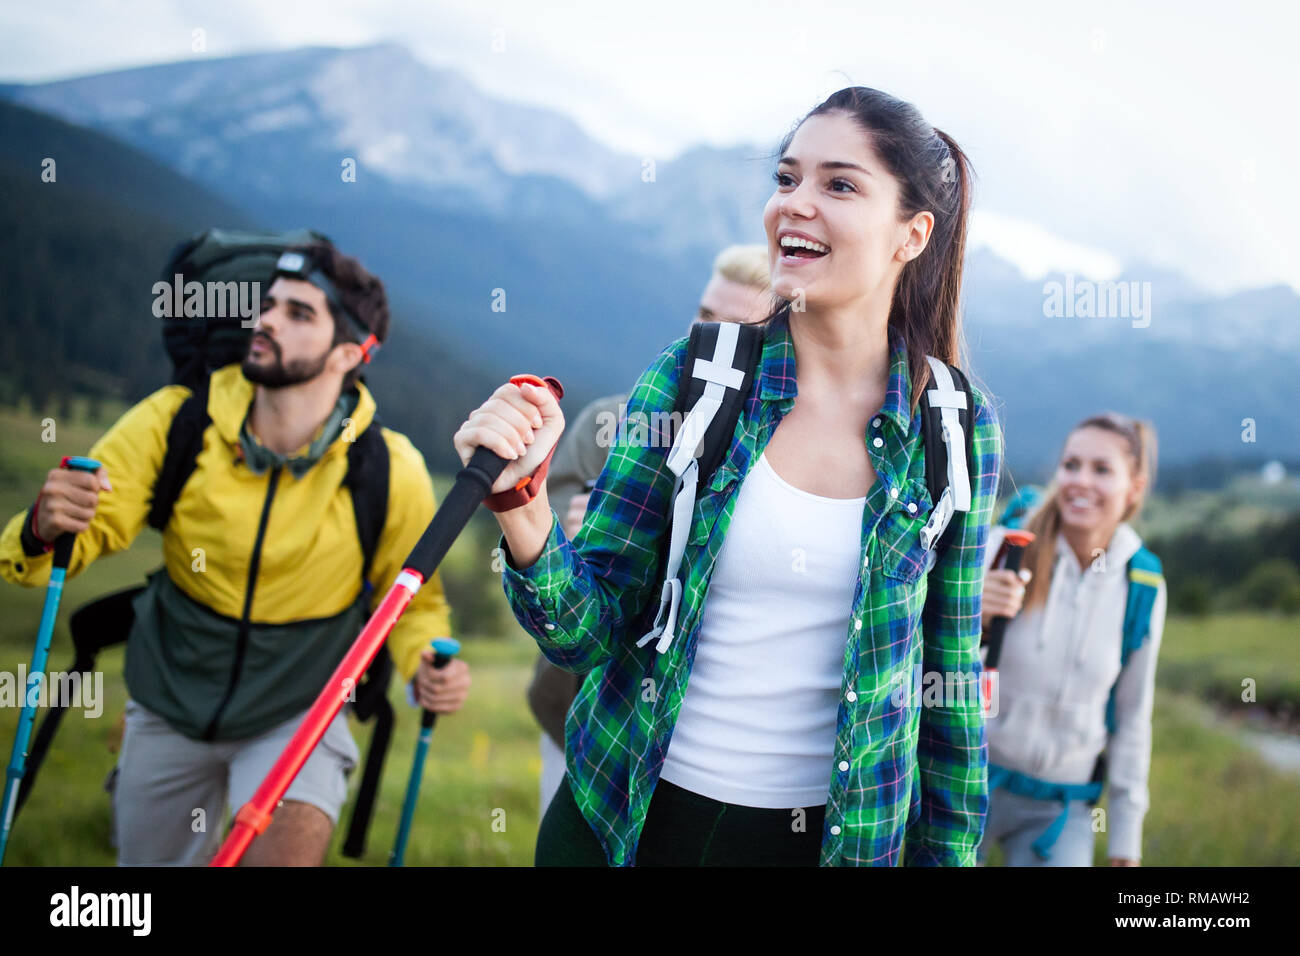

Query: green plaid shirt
left=500, top=316, right=1002, bottom=866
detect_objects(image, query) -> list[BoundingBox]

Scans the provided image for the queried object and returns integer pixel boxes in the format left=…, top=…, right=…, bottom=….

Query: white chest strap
left=638, top=322, right=743, bottom=654
left=918, top=355, right=972, bottom=552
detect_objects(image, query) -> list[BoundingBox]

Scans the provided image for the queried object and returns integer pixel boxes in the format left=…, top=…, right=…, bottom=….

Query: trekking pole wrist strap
left=483, top=442, right=558, bottom=513
left=482, top=375, right=565, bottom=514
left=27, top=494, right=55, bottom=554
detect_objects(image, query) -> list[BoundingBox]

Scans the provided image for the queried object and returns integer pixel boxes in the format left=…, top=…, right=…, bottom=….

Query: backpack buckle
left=919, top=486, right=954, bottom=552
left=637, top=577, right=683, bottom=654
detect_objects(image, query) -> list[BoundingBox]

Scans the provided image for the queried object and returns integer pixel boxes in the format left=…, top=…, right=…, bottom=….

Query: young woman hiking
left=978, top=413, right=1165, bottom=867
left=454, top=87, right=1003, bottom=866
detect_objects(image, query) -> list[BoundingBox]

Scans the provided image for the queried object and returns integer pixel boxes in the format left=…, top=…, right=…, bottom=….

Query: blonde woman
left=978, top=413, right=1165, bottom=867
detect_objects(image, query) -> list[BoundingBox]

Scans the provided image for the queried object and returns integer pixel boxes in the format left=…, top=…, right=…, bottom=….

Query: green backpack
left=158, top=227, right=330, bottom=390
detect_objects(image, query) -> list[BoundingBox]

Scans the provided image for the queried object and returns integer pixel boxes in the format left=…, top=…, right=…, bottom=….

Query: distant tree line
left=1147, top=512, right=1300, bottom=615
left=0, top=159, right=494, bottom=474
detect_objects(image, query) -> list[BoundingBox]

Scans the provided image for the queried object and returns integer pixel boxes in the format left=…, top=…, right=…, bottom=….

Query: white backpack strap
left=918, top=356, right=972, bottom=552
left=665, top=322, right=743, bottom=475
left=639, top=322, right=743, bottom=654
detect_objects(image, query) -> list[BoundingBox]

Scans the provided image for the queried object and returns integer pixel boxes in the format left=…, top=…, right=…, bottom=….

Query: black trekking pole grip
left=403, top=445, right=509, bottom=581
left=403, top=374, right=564, bottom=581
left=984, top=533, right=1034, bottom=670
left=51, top=456, right=103, bottom=569
left=420, top=644, right=458, bottom=731
left=51, top=533, right=76, bottom=571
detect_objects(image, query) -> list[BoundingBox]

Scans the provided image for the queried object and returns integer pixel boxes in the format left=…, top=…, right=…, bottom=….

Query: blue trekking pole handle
left=389, top=637, right=460, bottom=866
left=1, top=455, right=102, bottom=865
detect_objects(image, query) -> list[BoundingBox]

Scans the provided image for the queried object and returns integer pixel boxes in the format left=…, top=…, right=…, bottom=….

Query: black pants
left=536, top=775, right=826, bottom=866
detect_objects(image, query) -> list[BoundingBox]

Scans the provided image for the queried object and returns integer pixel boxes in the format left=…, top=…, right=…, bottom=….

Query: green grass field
left=1155, top=614, right=1299, bottom=723
left=0, top=636, right=549, bottom=867
left=0, top=402, right=1297, bottom=866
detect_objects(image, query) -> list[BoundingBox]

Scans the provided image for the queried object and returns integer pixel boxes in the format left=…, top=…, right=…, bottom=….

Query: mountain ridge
left=3, top=44, right=1297, bottom=470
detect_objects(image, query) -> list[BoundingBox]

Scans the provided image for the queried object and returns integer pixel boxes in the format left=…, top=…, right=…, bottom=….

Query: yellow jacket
left=0, top=364, right=450, bottom=686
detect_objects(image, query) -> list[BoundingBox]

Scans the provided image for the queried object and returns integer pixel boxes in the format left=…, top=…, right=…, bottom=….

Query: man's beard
left=241, top=334, right=330, bottom=389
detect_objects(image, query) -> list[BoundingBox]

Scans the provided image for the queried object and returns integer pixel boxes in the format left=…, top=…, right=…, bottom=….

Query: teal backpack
left=988, top=485, right=1164, bottom=859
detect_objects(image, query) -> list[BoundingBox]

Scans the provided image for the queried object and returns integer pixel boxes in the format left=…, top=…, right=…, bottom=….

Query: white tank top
left=659, top=450, right=867, bottom=808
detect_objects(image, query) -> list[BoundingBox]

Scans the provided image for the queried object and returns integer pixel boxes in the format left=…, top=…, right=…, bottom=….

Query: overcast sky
left=2, top=0, right=1295, bottom=295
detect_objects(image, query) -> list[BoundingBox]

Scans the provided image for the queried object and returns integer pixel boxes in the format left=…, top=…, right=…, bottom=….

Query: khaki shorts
left=109, top=698, right=359, bottom=866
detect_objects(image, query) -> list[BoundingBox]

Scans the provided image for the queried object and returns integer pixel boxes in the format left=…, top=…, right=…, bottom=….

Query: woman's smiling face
left=1055, top=426, right=1142, bottom=535
left=763, top=111, right=928, bottom=315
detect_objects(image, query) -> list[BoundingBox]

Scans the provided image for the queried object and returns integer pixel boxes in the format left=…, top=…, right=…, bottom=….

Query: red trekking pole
left=980, top=530, right=1035, bottom=717
left=210, top=374, right=561, bottom=867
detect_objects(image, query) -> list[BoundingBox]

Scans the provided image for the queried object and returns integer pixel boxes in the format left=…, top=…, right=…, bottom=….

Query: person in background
left=0, top=239, right=471, bottom=865
left=694, top=244, right=773, bottom=327
left=977, top=413, right=1165, bottom=867
left=527, top=243, right=772, bottom=817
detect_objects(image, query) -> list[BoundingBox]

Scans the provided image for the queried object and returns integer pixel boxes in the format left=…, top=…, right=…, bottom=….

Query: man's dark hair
left=289, top=239, right=390, bottom=391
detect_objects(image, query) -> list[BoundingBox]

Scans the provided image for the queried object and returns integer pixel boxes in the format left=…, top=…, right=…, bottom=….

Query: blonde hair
left=712, top=244, right=770, bottom=292
left=1021, top=413, right=1158, bottom=609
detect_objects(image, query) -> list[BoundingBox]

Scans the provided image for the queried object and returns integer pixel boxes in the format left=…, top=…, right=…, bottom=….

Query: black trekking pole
left=981, top=529, right=1035, bottom=716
